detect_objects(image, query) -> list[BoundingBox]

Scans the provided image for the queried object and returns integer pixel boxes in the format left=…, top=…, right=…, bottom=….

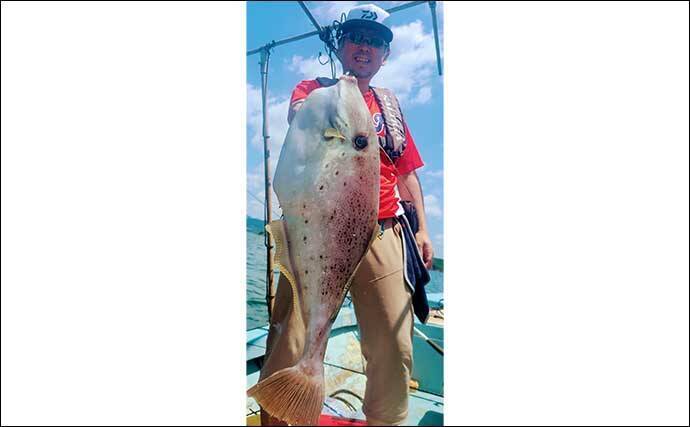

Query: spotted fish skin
left=273, top=74, right=379, bottom=366
left=248, top=75, right=379, bottom=425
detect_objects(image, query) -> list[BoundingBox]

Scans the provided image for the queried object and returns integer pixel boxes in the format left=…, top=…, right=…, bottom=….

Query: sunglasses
left=342, top=31, right=388, bottom=49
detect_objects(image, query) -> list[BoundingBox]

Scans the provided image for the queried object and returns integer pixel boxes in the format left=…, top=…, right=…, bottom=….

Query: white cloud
left=308, top=1, right=359, bottom=25
left=287, top=55, right=340, bottom=81
left=410, top=85, right=432, bottom=105
left=247, top=166, right=264, bottom=194
left=247, top=198, right=265, bottom=221
left=308, top=0, right=417, bottom=24
left=287, top=20, right=438, bottom=108
left=245, top=83, right=291, bottom=220
left=383, top=1, right=410, bottom=7
left=424, top=194, right=443, bottom=218
left=246, top=162, right=282, bottom=220
left=291, top=0, right=442, bottom=106
left=370, top=20, right=438, bottom=107
left=422, top=168, right=444, bottom=179
left=246, top=83, right=291, bottom=155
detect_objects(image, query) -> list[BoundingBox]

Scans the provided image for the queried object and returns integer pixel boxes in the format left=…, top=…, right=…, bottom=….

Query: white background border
left=2, top=1, right=688, bottom=425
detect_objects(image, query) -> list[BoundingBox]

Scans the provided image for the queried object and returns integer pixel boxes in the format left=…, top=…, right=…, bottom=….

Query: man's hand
left=415, top=229, right=434, bottom=270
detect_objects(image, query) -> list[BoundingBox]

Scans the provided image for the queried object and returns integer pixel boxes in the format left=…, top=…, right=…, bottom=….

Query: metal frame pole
left=386, top=0, right=427, bottom=14
left=247, top=31, right=319, bottom=56
left=429, top=1, right=443, bottom=76
left=259, top=47, right=276, bottom=319
left=297, top=1, right=342, bottom=71
left=297, top=1, right=322, bottom=32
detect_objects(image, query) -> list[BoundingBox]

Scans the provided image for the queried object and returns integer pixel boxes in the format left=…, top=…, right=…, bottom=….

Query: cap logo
left=360, top=10, right=378, bottom=20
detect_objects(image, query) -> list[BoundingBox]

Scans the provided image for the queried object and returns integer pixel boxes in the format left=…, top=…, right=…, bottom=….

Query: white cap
left=341, top=4, right=393, bottom=43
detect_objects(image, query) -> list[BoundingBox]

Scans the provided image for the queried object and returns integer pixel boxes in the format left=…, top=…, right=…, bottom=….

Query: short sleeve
left=288, top=80, right=321, bottom=123
left=290, top=80, right=321, bottom=106
left=394, top=121, right=424, bottom=176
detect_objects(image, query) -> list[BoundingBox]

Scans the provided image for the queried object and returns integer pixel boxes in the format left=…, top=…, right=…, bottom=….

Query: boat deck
left=247, top=297, right=443, bottom=426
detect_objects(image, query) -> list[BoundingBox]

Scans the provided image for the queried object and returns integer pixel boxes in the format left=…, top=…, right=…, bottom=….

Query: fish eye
left=353, top=135, right=368, bottom=150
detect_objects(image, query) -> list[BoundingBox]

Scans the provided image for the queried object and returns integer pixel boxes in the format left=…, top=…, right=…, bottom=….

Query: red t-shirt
left=289, top=79, right=424, bottom=219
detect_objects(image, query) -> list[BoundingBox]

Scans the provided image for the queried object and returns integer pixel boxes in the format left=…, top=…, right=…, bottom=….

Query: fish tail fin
left=247, top=364, right=324, bottom=426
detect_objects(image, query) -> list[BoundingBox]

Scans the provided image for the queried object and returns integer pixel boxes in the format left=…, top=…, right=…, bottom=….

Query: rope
left=316, top=16, right=346, bottom=79
left=247, top=189, right=282, bottom=219
left=327, top=396, right=357, bottom=412
left=329, top=388, right=364, bottom=404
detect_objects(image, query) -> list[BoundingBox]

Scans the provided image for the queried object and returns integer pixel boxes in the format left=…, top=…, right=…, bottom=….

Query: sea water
left=246, top=217, right=443, bottom=330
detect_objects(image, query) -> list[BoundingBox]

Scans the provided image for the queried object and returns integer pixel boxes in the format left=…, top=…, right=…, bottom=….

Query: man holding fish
left=251, top=4, right=434, bottom=426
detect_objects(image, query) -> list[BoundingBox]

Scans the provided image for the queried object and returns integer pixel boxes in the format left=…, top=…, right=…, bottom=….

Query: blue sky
left=246, top=1, right=444, bottom=257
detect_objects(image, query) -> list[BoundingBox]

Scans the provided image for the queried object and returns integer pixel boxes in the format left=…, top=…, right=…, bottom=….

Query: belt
left=377, top=217, right=397, bottom=230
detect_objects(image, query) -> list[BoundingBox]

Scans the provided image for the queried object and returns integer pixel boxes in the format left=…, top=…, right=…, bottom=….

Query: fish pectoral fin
left=265, top=220, right=302, bottom=315
left=324, top=127, right=345, bottom=140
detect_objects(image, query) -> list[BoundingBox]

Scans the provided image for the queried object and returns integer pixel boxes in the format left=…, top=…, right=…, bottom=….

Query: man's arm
left=398, top=171, right=434, bottom=269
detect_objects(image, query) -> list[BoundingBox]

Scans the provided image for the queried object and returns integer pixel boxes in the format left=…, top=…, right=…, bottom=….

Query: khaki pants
left=259, top=219, right=414, bottom=426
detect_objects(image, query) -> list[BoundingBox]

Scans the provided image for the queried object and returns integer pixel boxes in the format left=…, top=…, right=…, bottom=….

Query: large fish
left=247, top=74, right=380, bottom=425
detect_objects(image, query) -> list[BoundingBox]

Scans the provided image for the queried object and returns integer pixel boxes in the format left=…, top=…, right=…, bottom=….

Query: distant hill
left=247, top=216, right=443, bottom=269
left=247, top=216, right=266, bottom=235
